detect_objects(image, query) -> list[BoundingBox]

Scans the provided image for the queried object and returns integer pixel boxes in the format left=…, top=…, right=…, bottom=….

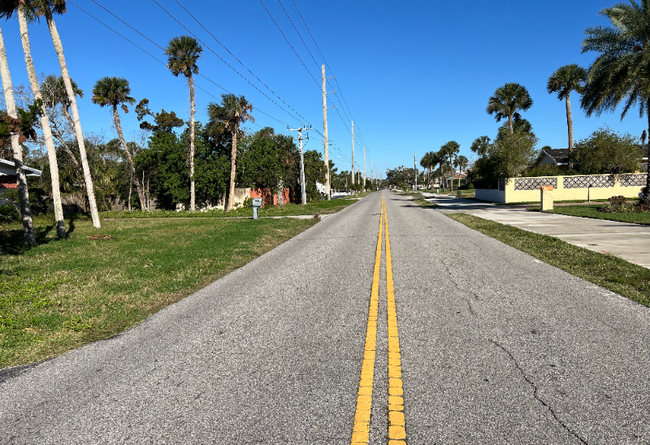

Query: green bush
left=0, top=204, right=20, bottom=224
left=0, top=188, right=50, bottom=216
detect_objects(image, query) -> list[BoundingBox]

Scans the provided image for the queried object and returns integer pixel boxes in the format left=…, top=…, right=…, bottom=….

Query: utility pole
left=370, top=159, right=373, bottom=190
left=288, top=124, right=311, bottom=205
left=351, top=121, right=355, bottom=186
left=322, top=65, right=335, bottom=200
left=414, top=154, right=418, bottom=191
left=363, top=146, right=366, bottom=191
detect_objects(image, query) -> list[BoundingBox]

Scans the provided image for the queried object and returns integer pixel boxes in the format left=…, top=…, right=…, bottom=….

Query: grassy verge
left=447, top=213, right=650, bottom=307
left=0, top=217, right=318, bottom=369
left=412, top=198, right=438, bottom=208
left=101, top=197, right=361, bottom=219
left=547, top=205, right=650, bottom=225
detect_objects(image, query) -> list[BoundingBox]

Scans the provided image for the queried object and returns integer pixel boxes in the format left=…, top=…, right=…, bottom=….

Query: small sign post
left=252, top=198, right=263, bottom=220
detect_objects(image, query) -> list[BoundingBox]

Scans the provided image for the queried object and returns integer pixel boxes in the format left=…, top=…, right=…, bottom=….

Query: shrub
left=600, top=195, right=633, bottom=213
left=0, top=204, right=20, bottom=224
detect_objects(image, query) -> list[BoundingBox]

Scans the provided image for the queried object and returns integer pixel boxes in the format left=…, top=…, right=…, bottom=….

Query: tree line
left=416, top=2, right=650, bottom=199
left=0, top=1, right=338, bottom=247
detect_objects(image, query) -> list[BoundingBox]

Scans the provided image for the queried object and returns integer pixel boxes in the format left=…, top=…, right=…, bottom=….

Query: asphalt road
left=1, top=192, right=650, bottom=444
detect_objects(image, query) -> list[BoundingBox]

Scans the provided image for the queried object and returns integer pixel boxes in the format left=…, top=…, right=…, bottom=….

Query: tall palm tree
left=547, top=64, right=587, bottom=167
left=486, top=83, right=533, bottom=134
left=165, top=35, right=202, bottom=211
left=91, top=76, right=144, bottom=210
left=0, top=21, right=34, bottom=244
left=0, top=1, right=66, bottom=238
left=208, top=93, right=254, bottom=211
left=582, top=0, right=650, bottom=203
left=440, top=141, right=460, bottom=192
left=30, top=0, right=100, bottom=227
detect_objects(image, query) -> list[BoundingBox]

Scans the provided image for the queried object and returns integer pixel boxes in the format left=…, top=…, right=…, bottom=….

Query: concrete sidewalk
left=423, top=193, right=650, bottom=269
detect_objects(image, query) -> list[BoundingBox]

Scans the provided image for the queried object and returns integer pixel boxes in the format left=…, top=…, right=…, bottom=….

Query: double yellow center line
left=351, top=198, right=407, bottom=444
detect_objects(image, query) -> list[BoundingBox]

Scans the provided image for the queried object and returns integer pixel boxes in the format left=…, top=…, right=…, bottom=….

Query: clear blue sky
left=1, top=0, right=644, bottom=177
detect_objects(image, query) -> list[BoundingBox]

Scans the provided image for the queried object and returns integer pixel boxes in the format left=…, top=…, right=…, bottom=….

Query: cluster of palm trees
left=89, top=35, right=254, bottom=215
left=420, top=142, right=468, bottom=193
left=473, top=1, right=650, bottom=202
left=0, top=0, right=256, bottom=246
left=0, top=0, right=98, bottom=245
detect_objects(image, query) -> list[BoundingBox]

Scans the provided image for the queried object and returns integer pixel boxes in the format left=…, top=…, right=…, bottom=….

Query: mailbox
left=252, top=198, right=263, bottom=219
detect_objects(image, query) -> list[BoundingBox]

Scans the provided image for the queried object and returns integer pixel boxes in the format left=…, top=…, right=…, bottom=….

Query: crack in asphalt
left=489, top=339, right=589, bottom=445
left=441, top=261, right=482, bottom=314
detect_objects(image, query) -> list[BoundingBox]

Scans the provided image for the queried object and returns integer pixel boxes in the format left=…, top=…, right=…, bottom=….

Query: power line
left=172, top=0, right=310, bottom=125
left=258, top=0, right=320, bottom=88
left=70, top=1, right=291, bottom=130
left=151, top=0, right=304, bottom=125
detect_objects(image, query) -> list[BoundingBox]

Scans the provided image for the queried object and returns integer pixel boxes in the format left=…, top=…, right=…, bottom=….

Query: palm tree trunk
left=18, top=7, right=65, bottom=239
left=46, top=15, right=101, bottom=228
left=113, top=107, right=145, bottom=210
left=227, top=130, right=238, bottom=212
left=566, top=92, right=574, bottom=169
left=508, top=114, right=514, bottom=134
left=189, top=75, right=196, bottom=211
left=0, top=24, right=35, bottom=245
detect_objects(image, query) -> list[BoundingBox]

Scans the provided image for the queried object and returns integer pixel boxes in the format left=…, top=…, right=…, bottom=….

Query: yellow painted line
left=350, top=197, right=408, bottom=444
left=350, top=199, right=384, bottom=445
left=384, top=201, right=407, bottom=444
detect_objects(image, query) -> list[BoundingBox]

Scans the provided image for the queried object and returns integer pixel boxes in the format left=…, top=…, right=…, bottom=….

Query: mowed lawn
left=0, top=216, right=318, bottom=369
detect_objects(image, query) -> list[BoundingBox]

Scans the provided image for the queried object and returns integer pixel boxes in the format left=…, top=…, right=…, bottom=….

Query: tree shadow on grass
left=0, top=224, right=55, bottom=256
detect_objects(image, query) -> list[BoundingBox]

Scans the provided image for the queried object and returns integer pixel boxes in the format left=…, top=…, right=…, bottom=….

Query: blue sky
left=1, top=0, right=645, bottom=177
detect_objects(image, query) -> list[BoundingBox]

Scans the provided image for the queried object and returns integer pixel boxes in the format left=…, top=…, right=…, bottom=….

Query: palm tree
left=440, top=141, right=460, bottom=192
left=582, top=0, right=650, bottom=203
left=547, top=64, right=587, bottom=167
left=456, top=155, right=468, bottom=189
left=30, top=0, right=100, bottom=227
left=0, top=22, right=34, bottom=244
left=471, top=136, right=491, bottom=157
left=0, top=1, right=66, bottom=238
left=165, top=35, right=202, bottom=211
left=91, top=76, right=144, bottom=210
left=486, top=83, right=533, bottom=134
left=208, top=93, right=254, bottom=211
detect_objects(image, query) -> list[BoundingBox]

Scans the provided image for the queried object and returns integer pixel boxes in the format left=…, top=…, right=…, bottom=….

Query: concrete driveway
left=425, top=194, right=650, bottom=268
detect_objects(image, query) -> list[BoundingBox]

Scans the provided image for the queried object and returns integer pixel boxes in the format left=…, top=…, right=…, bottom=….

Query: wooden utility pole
left=370, top=159, right=373, bottom=189
left=363, top=145, right=366, bottom=191
left=351, top=121, right=355, bottom=186
left=288, top=125, right=310, bottom=205
left=322, top=65, right=334, bottom=200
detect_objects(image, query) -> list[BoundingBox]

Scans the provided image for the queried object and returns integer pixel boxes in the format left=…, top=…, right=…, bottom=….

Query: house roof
left=542, top=148, right=569, bottom=165
left=0, top=158, right=42, bottom=177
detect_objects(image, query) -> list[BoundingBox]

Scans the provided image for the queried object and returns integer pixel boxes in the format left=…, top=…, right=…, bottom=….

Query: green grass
left=448, top=213, right=650, bottom=307
left=0, top=216, right=318, bottom=369
left=101, top=197, right=360, bottom=219
left=411, top=198, right=438, bottom=208
left=547, top=205, right=650, bottom=225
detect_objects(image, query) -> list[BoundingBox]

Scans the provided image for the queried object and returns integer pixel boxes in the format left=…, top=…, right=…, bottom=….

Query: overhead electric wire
left=70, top=1, right=291, bottom=130
left=150, top=0, right=306, bottom=126
left=258, top=0, right=320, bottom=88
left=289, top=0, right=355, bottom=121
left=172, top=0, right=310, bottom=126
